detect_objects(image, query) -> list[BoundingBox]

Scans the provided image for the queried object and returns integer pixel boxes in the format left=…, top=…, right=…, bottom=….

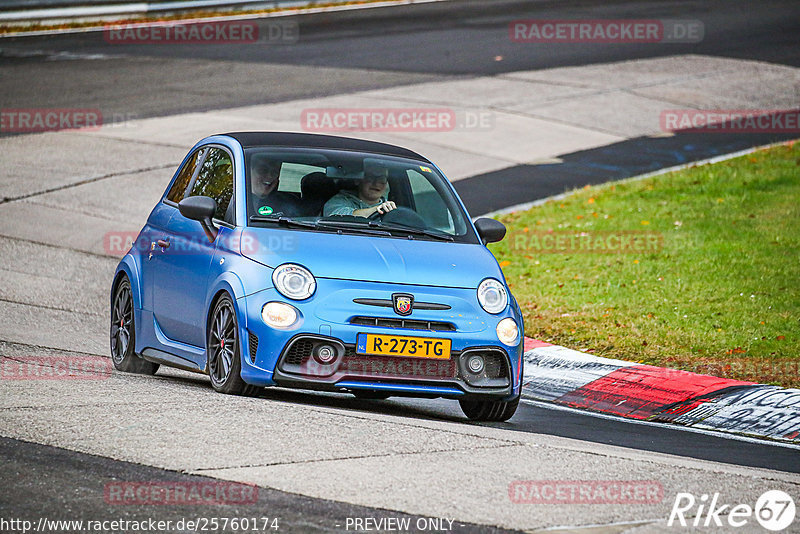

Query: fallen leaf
left=499, top=260, right=511, bottom=267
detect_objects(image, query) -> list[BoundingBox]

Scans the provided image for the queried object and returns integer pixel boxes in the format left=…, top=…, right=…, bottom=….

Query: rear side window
left=188, top=147, right=234, bottom=222
left=166, top=148, right=204, bottom=203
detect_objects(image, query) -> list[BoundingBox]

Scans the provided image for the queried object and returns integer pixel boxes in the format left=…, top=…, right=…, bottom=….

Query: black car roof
left=222, top=132, right=430, bottom=162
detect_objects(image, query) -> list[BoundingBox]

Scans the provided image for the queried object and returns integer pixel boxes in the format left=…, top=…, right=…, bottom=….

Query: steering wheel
left=370, top=206, right=427, bottom=228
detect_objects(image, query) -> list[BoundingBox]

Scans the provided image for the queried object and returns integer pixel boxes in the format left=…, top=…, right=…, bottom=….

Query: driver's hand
left=374, top=201, right=397, bottom=215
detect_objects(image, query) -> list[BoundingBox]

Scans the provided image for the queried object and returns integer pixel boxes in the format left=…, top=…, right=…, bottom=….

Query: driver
left=323, top=163, right=396, bottom=217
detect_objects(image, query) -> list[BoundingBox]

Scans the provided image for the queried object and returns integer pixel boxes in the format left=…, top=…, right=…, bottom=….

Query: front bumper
left=239, top=279, right=524, bottom=400
left=271, top=334, right=514, bottom=399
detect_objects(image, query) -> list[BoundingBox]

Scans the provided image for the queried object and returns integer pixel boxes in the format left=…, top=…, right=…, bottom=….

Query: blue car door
left=151, top=146, right=236, bottom=352
left=141, top=147, right=205, bottom=315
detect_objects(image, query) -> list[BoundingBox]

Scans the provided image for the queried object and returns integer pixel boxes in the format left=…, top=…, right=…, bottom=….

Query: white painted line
left=521, top=398, right=800, bottom=451
left=482, top=139, right=798, bottom=218
left=0, top=0, right=449, bottom=38
left=535, top=518, right=663, bottom=532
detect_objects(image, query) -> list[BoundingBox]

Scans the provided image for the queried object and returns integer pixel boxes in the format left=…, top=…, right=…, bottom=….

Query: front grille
left=349, top=316, right=456, bottom=332
left=340, top=348, right=457, bottom=379
left=284, top=338, right=314, bottom=365
left=248, top=331, right=259, bottom=363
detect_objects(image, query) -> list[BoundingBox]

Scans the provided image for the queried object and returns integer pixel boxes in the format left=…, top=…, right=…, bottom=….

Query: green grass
left=490, top=142, right=800, bottom=387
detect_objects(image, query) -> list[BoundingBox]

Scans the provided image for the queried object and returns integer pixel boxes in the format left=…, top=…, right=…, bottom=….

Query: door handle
left=156, top=239, right=170, bottom=249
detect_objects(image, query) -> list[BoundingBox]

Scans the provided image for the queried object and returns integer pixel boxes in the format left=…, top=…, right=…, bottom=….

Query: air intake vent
left=248, top=331, right=259, bottom=363
left=458, top=348, right=510, bottom=388
left=284, top=338, right=314, bottom=365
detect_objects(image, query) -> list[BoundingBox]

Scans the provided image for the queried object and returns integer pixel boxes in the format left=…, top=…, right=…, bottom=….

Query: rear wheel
left=459, top=395, right=519, bottom=422
left=207, top=294, right=259, bottom=396
left=110, top=276, right=159, bottom=375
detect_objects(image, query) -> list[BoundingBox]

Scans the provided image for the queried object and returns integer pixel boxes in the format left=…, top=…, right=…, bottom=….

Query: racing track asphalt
left=0, top=436, right=520, bottom=533
left=1, top=0, right=799, bottom=121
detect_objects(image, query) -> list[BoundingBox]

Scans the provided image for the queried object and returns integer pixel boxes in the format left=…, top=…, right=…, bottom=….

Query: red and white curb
left=521, top=338, right=800, bottom=444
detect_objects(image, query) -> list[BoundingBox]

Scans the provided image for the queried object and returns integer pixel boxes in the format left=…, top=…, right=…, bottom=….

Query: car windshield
left=244, top=147, right=476, bottom=243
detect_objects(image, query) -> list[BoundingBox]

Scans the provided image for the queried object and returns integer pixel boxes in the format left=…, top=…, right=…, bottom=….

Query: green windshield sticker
left=258, top=206, right=273, bottom=215
left=419, top=166, right=432, bottom=173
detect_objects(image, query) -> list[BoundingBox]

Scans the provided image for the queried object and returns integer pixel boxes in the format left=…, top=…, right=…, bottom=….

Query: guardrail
left=0, top=0, right=363, bottom=24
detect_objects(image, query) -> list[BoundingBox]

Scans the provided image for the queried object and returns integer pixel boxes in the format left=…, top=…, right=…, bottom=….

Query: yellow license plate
left=356, top=333, right=451, bottom=359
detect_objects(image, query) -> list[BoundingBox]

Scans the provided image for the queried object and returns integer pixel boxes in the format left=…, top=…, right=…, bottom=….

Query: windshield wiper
left=250, top=215, right=451, bottom=240
left=314, top=219, right=393, bottom=237
left=249, top=215, right=318, bottom=229
left=368, top=222, right=454, bottom=241
left=250, top=215, right=392, bottom=236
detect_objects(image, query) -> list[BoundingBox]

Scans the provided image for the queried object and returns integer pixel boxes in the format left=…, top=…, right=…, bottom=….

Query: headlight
left=496, top=317, right=519, bottom=345
left=477, top=278, right=508, bottom=314
left=262, top=302, right=298, bottom=328
left=272, top=263, right=316, bottom=300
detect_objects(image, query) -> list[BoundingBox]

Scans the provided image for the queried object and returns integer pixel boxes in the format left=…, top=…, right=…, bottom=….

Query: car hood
left=240, top=227, right=503, bottom=289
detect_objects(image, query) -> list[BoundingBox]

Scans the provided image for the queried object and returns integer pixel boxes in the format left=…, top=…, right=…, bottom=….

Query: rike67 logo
left=669, top=490, right=796, bottom=531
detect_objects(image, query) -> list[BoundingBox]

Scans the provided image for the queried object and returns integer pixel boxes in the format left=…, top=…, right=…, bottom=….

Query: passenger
left=249, top=156, right=301, bottom=217
left=323, top=163, right=396, bottom=217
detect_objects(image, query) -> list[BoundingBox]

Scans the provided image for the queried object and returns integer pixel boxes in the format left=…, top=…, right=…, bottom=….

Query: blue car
left=111, top=132, right=524, bottom=421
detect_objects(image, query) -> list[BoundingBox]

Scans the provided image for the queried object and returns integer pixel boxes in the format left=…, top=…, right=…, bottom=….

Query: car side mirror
left=473, top=217, right=506, bottom=245
left=178, top=196, right=218, bottom=242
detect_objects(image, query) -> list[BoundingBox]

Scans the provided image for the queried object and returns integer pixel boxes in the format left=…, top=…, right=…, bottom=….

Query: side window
left=188, top=148, right=234, bottom=223
left=408, top=170, right=454, bottom=233
left=166, top=148, right=204, bottom=203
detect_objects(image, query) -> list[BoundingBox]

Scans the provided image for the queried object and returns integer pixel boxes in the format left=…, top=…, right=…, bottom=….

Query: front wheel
left=459, top=395, right=519, bottom=422
left=110, top=276, right=159, bottom=375
left=207, top=294, right=259, bottom=397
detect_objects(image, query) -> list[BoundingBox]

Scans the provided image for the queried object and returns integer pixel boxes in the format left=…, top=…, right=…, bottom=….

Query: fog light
left=261, top=302, right=298, bottom=328
left=314, top=344, right=337, bottom=365
left=496, top=317, right=519, bottom=345
left=467, top=354, right=485, bottom=374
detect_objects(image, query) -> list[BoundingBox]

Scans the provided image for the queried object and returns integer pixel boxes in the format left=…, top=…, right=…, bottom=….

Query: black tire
left=207, top=294, right=259, bottom=397
left=352, top=391, right=391, bottom=400
left=459, top=395, right=519, bottom=422
left=110, top=277, right=159, bottom=375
